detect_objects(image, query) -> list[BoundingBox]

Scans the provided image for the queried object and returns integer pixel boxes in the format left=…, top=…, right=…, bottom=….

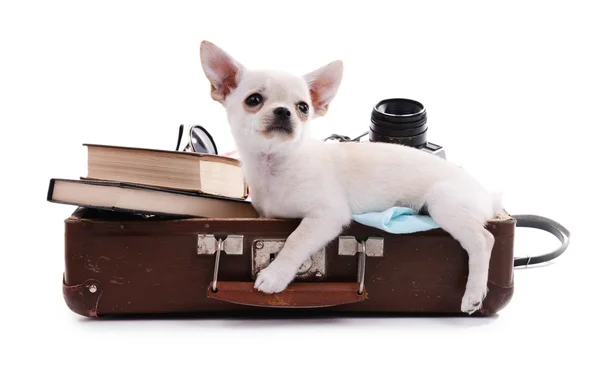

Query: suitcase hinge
left=338, top=236, right=384, bottom=257
left=197, top=234, right=244, bottom=255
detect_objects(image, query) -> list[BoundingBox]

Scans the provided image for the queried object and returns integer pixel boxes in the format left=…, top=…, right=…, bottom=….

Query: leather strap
left=513, top=214, right=570, bottom=267
left=207, top=281, right=367, bottom=308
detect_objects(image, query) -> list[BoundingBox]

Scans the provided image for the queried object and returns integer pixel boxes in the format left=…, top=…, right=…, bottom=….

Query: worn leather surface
left=62, top=275, right=102, bottom=317
left=207, top=281, right=367, bottom=308
left=63, top=208, right=515, bottom=317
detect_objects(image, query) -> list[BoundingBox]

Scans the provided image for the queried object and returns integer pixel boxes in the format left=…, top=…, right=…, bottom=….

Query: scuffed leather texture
left=62, top=275, right=102, bottom=317
left=62, top=208, right=515, bottom=317
left=207, top=282, right=367, bottom=308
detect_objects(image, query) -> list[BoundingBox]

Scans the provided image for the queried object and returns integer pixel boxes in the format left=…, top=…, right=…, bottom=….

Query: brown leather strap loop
left=207, top=281, right=367, bottom=308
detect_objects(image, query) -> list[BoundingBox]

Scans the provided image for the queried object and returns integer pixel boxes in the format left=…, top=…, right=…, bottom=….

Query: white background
left=1, top=0, right=598, bottom=369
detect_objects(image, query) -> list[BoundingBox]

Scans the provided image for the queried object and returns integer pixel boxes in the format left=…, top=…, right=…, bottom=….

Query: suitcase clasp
left=251, top=239, right=326, bottom=281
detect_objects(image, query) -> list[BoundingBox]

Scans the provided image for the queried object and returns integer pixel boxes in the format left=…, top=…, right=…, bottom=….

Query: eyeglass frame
left=175, top=124, right=219, bottom=155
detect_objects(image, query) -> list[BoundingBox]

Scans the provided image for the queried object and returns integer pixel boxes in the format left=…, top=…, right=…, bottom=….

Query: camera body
left=369, top=98, right=446, bottom=159
left=324, top=98, right=445, bottom=159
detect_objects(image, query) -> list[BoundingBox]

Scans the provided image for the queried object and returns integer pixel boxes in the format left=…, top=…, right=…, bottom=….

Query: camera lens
left=370, top=98, right=428, bottom=148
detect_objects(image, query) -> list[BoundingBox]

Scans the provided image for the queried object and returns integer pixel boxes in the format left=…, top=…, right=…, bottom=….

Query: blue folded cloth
left=352, top=207, right=440, bottom=234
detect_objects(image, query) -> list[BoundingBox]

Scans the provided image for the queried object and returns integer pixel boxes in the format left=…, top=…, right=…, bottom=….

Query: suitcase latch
left=251, top=239, right=326, bottom=280
left=197, top=234, right=244, bottom=255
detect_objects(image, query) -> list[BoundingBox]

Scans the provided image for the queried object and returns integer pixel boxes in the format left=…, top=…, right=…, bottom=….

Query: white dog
left=199, top=40, right=502, bottom=314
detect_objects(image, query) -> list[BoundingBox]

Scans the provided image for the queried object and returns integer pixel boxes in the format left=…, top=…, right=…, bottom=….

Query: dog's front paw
left=254, top=265, right=295, bottom=294
left=461, top=284, right=488, bottom=314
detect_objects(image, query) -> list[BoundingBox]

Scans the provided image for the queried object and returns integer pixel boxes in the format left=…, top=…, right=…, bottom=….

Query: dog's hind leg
left=425, top=180, right=495, bottom=314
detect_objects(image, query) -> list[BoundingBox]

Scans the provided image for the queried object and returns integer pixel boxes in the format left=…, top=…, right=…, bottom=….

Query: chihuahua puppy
left=199, top=40, right=502, bottom=313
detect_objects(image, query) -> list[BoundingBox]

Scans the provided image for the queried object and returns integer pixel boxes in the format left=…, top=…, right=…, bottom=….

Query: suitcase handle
left=206, top=281, right=367, bottom=308
left=205, top=238, right=369, bottom=308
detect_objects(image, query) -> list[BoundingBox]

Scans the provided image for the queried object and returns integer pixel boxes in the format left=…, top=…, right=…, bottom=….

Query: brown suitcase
left=62, top=206, right=539, bottom=317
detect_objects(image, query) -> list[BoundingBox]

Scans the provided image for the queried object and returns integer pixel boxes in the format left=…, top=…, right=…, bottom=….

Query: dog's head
left=200, top=40, right=343, bottom=151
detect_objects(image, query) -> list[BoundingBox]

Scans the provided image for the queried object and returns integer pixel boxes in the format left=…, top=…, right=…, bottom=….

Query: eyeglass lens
left=190, top=126, right=217, bottom=155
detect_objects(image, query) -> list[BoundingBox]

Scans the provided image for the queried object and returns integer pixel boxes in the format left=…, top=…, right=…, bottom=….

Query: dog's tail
left=491, top=190, right=504, bottom=216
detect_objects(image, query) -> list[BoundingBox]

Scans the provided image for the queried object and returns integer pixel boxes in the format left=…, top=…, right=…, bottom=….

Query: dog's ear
left=200, top=41, right=245, bottom=104
left=303, top=60, right=343, bottom=116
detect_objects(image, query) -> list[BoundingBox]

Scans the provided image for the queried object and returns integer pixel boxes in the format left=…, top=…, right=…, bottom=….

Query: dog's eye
left=297, top=102, right=309, bottom=114
left=245, top=93, right=263, bottom=107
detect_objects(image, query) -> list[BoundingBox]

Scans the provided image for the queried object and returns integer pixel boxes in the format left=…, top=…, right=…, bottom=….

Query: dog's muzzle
left=266, top=120, right=293, bottom=134
left=265, top=108, right=294, bottom=134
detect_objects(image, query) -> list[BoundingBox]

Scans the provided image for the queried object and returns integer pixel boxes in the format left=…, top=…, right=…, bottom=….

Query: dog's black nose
left=273, top=107, right=291, bottom=118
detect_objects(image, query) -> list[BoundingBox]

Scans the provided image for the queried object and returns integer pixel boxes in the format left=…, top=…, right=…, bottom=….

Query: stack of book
left=47, top=144, right=259, bottom=218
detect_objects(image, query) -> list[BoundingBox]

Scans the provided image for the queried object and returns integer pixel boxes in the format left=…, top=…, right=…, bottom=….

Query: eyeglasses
left=175, top=124, right=218, bottom=155
left=323, top=131, right=368, bottom=142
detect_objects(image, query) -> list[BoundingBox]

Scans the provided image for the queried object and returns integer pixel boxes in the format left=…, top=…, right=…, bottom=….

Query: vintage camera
left=369, top=98, right=445, bottom=158
left=325, top=98, right=445, bottom=159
